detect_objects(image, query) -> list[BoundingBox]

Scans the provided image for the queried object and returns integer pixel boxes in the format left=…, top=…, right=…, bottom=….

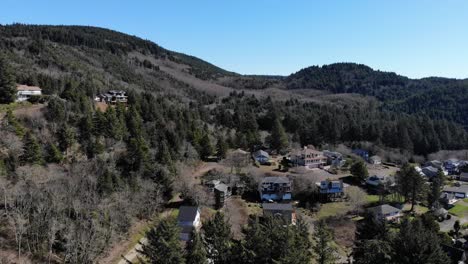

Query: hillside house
left=366, top=175, right=395, bottom=189
left=259, top=176, right=292, bottom=201
left=177, top=206, right=201, bottom=241
left=262, top=203, right=296, bottom=225
left=252, top=150, right=270, bottom=164
left=369, top=155, right=382, bottom=165
left=214, top=183, right=231, bottom=209
left=460, top=172, right=468, bottom=182
left=425, top=160, right=444, bottom=170
left=290, top=146, right=327, bottom=169
left=442, top=185, right=468, bottom=199
left=422, top=166, right=440, bottom=179
left=352, top=149, right=369, bottom=162
left=95, top=90, right=128, bottom=104
left=16, top=84, right=42, bottom=102
left=323, top=150, right=346, bottom=167
left=367, top=204, right=402, bottom=222
left=318, top=180, right=345, bottom=201
left=444, top=159, right=461, bottom=175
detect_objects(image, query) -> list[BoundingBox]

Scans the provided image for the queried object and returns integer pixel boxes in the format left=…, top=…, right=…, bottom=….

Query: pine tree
left=0, top=54, right=16, bottom=104
left=350, top=160, right=369, bottom=182
left=392, top=218, right=450, bottom=264
left=269, top=117, right=288, bottom=153
left=22, top=132, right=43, bottom=165
left=396, top=164, right=424, bottom=211
left=5, top=109, right=25, bottom=137
left=46, top=143, right=64, bottom=163
left=428, top=170, right=444, bottom=209
left=216, top=135, right=228, bottom=159
left=199, top=133, right=213, bottom=160
left=57, top=125, right=76, bottom=153
left=203, top=212, right=232, bottom=264
left=139, top=218, right=185, bottom=264
left=312, top=220, right=338, bottom=264
left=186, top=230, right=208, bottom=264
left=353, top=239, right=392, bottom=264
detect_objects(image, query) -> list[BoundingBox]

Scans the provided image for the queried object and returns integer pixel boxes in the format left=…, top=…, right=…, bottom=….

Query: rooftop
left=262, top=203, right=293, bottom=211
left=368, top=204, right=401, bottom=215
left=16, top=84, right=41, bottom=91
left=443, top=185, right=468, bottom=194
left=177, top=206, right=199, bottom=222
left=262, top=176, right=290, bottom=184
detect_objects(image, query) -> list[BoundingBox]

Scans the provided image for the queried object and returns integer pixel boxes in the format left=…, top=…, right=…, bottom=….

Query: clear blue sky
left=1, top=0, right=468, bottom=78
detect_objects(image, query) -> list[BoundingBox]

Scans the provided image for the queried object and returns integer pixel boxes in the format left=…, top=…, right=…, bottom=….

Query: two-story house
left=290, top=146, right=327, bottom=169
left=177, top=206, right=201, bottom=241
left=259, top=176, right=292, bottom=201
left=323, top=150, right=346, bottom=168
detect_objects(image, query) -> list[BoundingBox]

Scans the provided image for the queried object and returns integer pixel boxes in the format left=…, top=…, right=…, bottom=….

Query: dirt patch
left=224, top=197, right=249, bottom=239
left=95, top=102, right=109, bottom=112
left=326, top=217, right=356, bottom=250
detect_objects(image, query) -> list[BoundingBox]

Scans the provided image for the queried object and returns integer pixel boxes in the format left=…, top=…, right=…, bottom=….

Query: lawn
left=449, top=203, right=468, bottom=217
left=316, top=202, right=352, bottom=219
left=402, top=204, right=429, bottom=214
left=366, top=195, right=379, bottom=204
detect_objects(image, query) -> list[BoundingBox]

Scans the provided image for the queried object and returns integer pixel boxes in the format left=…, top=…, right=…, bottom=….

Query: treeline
left=286, top=63, right=468, bottom=127
left=212, top=92, right=468, bottom=155
left=140, top=212, right=335, bottom=264
left=0, top=70, right=219, bottom=262
left=0, top=24, right=230, bottom=80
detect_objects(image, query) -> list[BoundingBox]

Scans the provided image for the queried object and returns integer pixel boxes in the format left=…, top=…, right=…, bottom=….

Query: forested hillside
left=286, top=63, right=468, bottom=127
left=0, top=24, right=467, bottom=263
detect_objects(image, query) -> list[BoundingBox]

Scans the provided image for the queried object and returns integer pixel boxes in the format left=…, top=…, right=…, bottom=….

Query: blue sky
left=1, top=0, right=468, bottom=78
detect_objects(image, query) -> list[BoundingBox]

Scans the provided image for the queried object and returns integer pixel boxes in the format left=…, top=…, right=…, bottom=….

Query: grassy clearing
left=402, top=204, right=429, bottom=214
left=317, top=202, right=352, bottom=219
left=0, top=102, right=31, bottom=113
left=366, top=195, right=379, bottom=204
left=449, top=203, right=468, bottom=217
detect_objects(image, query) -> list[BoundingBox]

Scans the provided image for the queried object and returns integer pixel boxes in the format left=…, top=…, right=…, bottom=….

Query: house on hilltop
left=95, top=90, right=128, bottom=104
left=177, top=206, right=201, bottom=241
left=16, top=84, right=42, bottom=102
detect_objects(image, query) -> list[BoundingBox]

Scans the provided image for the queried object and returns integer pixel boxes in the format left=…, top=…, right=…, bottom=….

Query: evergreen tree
left=312, top=220, right=338, bottom=264
left=203, top=212, right=232, bottom=264
left=139, top=218, right=185, bottom=264
left=5, top=109, right=25, bottom=137
left=186, top=230, right=208, bottom=264
left=0, top=54, right=16, bottom=104
left=216, top=135, right=228, bottom=159
left=22, top=132, right=43, bottom=165
left=396, top=164, right=425, bottom=211
left=428, top=170, right=444, bottom=209
left=350, top=160, right=369, bottom=182
left=46, top=143, right=64, bottom=163
left=269, top=117, right=288, bottom=153
left=353, top=239, right=392, bottom=264
left=392, top=218, right=450, bottom=264
left=199, top=133, right=213, bottom=160
left=57, top=125, right=76, bottom=153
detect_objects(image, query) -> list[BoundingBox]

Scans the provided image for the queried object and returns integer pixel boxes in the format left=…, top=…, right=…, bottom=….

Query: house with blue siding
left=259, top=177, right=292, bottom=201
left=252, top=150, right=270, bottom=164
left=352, top=149, right=369, bottom=162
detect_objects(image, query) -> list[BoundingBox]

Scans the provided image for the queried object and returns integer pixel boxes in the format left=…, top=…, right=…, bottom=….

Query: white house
left=369, top=155, right=382, bottom=165
left=16, top=84, right=42, bottom=102
left=177, top=206, right=201, bottom=241
left=290, top=146, right=327, bottom=169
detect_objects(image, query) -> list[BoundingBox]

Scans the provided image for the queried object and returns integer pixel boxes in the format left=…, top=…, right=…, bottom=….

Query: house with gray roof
left=259, top=177, right=292, bottom=201
left=262, top=203, right=296, bottom=224
left=177, top=206, right=201, bottom=241
left=367, top=204, right=402, bottom=222
left=442, top=185, right=468, bottom=199
left=252, top=150, right=270, bottom=164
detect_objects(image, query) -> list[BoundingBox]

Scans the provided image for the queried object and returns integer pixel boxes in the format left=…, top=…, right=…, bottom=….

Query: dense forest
left=286, top=63, right=468, bottom=127
left=0, top=24, right=466, bottom=263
